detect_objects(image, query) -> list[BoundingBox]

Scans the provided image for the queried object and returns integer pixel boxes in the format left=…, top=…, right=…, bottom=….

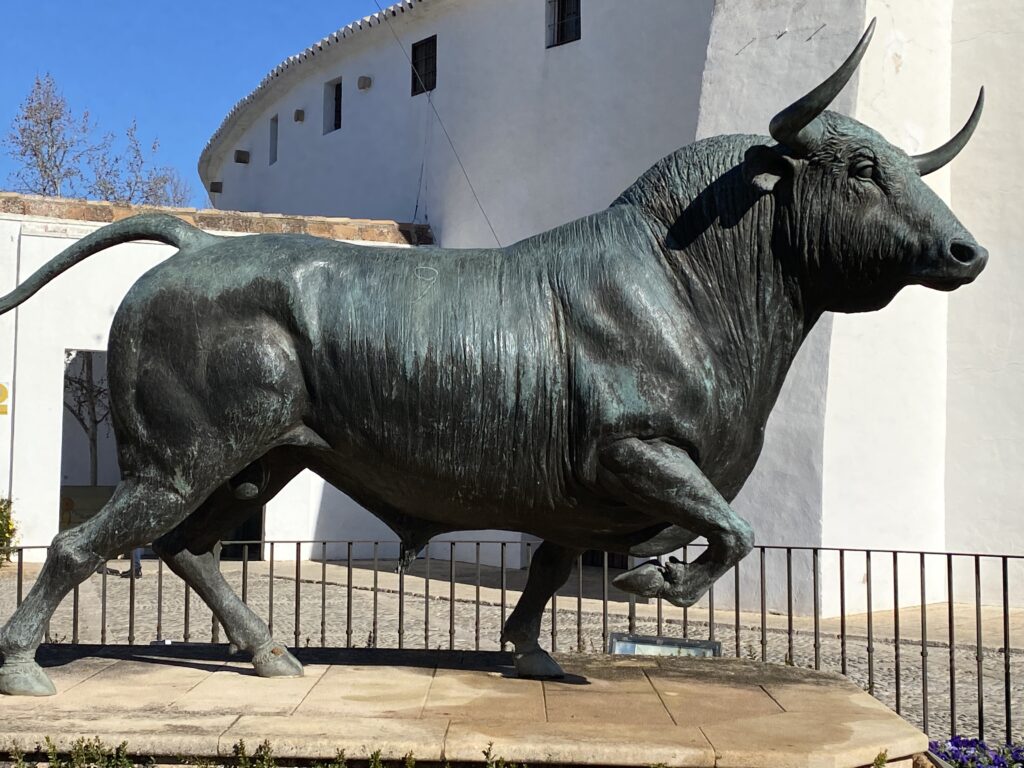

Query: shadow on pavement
left=34, top=642, right=590, bottom=684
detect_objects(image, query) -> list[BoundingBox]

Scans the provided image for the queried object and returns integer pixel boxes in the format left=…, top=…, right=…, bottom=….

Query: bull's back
left=111, top=234, right=574, bottom=519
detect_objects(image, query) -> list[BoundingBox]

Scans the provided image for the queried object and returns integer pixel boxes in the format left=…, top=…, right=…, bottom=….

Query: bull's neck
left=615, top=137, right=815, bottom=403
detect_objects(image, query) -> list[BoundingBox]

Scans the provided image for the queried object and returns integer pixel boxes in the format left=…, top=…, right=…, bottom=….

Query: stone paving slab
left=701, top=711, right=924, bottom=768
left=171, top=662, right=329, bottom=715
left=222, top=715, right=451, bottom=761
left=0, top=712, right=235, bottom=758
left=294, top=663, right=434, bottom=718
left=442, top=720, right=715, bottom=766
left=0, top=646, right=929, bottom=767
left=422, top=668, right=547, bottom=722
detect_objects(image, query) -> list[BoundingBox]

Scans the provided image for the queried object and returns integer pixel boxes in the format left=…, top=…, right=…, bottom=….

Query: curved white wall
left=946, top=0, right=1024, bottom=598
left=205, top=0, right=715, bottom=248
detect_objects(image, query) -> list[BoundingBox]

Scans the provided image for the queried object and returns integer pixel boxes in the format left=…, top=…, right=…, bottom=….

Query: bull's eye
left=852, top=160, right=876, bottom=180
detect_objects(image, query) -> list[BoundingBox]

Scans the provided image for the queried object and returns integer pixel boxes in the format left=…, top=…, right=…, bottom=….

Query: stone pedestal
left=0, top=645, right=927, bottom=767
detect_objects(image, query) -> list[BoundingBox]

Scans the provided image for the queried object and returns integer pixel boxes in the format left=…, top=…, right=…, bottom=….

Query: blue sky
left=0, top=2, right=389, bottom=206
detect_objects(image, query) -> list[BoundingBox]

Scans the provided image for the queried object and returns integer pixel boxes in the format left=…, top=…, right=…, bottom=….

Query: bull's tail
left=0, top=213, right=219, bottom=316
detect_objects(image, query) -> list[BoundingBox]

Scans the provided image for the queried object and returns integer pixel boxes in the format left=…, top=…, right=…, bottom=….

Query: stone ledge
left=0, top=647, right=928, bottom=768
left=0, top=192, right=433, bottom=245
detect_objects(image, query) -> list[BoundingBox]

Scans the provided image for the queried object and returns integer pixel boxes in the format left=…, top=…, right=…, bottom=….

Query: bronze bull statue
left=0, top=20, right=986, bottom=695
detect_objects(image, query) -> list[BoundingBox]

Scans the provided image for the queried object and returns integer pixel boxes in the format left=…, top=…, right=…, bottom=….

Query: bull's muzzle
left=915, top=238, right=989, bottom=291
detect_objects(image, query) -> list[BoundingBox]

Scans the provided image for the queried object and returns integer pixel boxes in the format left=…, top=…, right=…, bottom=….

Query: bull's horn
left=769, top=18, right=876, bottom=154
left=913, top=87, right=985, bottom=176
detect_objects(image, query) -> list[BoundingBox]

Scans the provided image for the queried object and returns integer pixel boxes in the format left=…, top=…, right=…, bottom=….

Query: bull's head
left=743, top=19, right=987, bottom=312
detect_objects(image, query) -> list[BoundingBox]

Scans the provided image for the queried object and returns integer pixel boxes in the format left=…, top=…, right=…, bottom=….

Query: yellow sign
left=0, top=383, right=8, bottom=416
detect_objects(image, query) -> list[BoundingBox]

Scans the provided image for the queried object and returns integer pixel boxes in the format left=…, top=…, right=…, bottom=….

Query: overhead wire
left=371, top=0, right=503, bottom=247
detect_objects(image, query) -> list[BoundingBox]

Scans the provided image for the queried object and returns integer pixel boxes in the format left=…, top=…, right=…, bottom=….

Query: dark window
left=547, top=0, right=581, bottom=48
left=323, top=77, right=342, bottom=134
left=269, top=115, right=278, bottom=165
left=411, top=35, right=437, bottom=96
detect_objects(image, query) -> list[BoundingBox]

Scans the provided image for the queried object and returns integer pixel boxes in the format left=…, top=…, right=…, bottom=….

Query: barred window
left=547, top=0, right=581, bottom=48
left=269, top=115, right=279, bottom=165
left=323, top=77, right=342, bottom=134
left=411, top=35, right=437, bottom=96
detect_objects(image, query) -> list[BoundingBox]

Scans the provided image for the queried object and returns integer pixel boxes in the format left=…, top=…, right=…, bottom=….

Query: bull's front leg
left=600, top=438, right=753, bottom=608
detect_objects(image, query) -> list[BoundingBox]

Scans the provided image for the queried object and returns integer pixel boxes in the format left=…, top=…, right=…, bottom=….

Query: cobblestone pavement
left=1, top=557, right=1021, bottom=742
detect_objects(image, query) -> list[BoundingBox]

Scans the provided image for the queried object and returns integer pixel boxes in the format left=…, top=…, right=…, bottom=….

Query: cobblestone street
left=2, top=556, right=1021, bottom=742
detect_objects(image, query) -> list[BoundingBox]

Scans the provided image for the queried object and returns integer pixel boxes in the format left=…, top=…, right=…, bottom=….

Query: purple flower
left=930, top=736, right=1024, bottom=768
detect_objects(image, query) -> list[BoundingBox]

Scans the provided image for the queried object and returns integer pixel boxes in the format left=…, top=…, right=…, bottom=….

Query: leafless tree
left=63, top=351, right=111, bottom=487
left=3, top=73, right=192, bottom=206
left=87, top=121, right=192, bottom=207
left=3, top=74, right=97, bottom=198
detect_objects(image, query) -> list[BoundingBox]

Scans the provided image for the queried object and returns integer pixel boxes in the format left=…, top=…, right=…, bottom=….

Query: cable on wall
left=371, top=0, right=503, bottom=247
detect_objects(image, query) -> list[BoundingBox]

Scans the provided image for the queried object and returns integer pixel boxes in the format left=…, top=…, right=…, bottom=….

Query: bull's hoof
left=232, top=482, right=260, bottom=501
left=252, top=643, right=303, bottom=678
left=612, top=560, right=665, bottom=597
left=0, top=659, right=56, bottom=697
left=613, top=559, right=707, bottom=608
left=514, top=648, right=564, bottom=679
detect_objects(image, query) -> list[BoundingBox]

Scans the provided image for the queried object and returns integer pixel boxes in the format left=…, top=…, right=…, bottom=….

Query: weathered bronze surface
left=0, top=21, right=987, bottom=695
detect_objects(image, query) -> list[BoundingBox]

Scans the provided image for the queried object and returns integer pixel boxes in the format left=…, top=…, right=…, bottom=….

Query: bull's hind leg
left=601, top=438, right=754, bottom=608
left=0, top=479, right=197, bottom=695
left=501, top=541, right=581, bottom=679
left=152, top=453, right=306, bottom=678
left=154, top=546, right=303, bottom=678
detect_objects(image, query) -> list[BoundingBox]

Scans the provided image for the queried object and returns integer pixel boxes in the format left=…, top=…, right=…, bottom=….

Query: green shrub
left=0, top=498, right=15, bottom=564
left=231, top=740, right=275, bottom=768
left=0, top=737, right=530, bottom=768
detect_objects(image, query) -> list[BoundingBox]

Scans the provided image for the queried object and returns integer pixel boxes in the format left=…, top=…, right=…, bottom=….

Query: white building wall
left=946, top=0, right=1024, bottom=601
left=0, top=221, right=20, bottom=510
left=206, top=0, right=715, bottom=248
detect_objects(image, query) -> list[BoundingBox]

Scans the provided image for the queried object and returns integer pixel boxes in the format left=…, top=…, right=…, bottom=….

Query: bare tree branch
left=3, top=73, right=193, bottom=206
left=2, top=74, right=100, bottom=198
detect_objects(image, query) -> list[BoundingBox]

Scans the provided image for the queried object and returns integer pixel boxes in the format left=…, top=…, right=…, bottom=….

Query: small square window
left=269, top=115, right=279, bottom=165
left=411, top=36, right=437, bottom=96
left=547, top=0, right=581, bottom=48
left=323, top=77, right=343, bottom=134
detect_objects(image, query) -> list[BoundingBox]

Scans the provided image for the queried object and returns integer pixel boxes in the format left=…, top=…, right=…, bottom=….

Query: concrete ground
left=2, top=558, right=1021, bottom=741
left=0, top=646, right=927, bottom=768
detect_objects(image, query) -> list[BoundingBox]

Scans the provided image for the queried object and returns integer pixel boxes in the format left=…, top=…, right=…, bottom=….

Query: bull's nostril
left=950, top=240, right=980, bottom=265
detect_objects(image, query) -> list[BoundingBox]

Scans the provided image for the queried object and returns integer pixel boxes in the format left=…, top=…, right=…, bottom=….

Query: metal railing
left=1, top=540, right=1020, bottom=742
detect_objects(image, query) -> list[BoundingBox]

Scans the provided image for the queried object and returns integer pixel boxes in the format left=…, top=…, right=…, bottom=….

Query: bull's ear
left=743, top=145, right=796, bottom=193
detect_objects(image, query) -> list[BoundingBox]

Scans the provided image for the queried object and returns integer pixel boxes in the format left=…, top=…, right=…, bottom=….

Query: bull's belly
left=304, top=444, right=662, bottom=549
